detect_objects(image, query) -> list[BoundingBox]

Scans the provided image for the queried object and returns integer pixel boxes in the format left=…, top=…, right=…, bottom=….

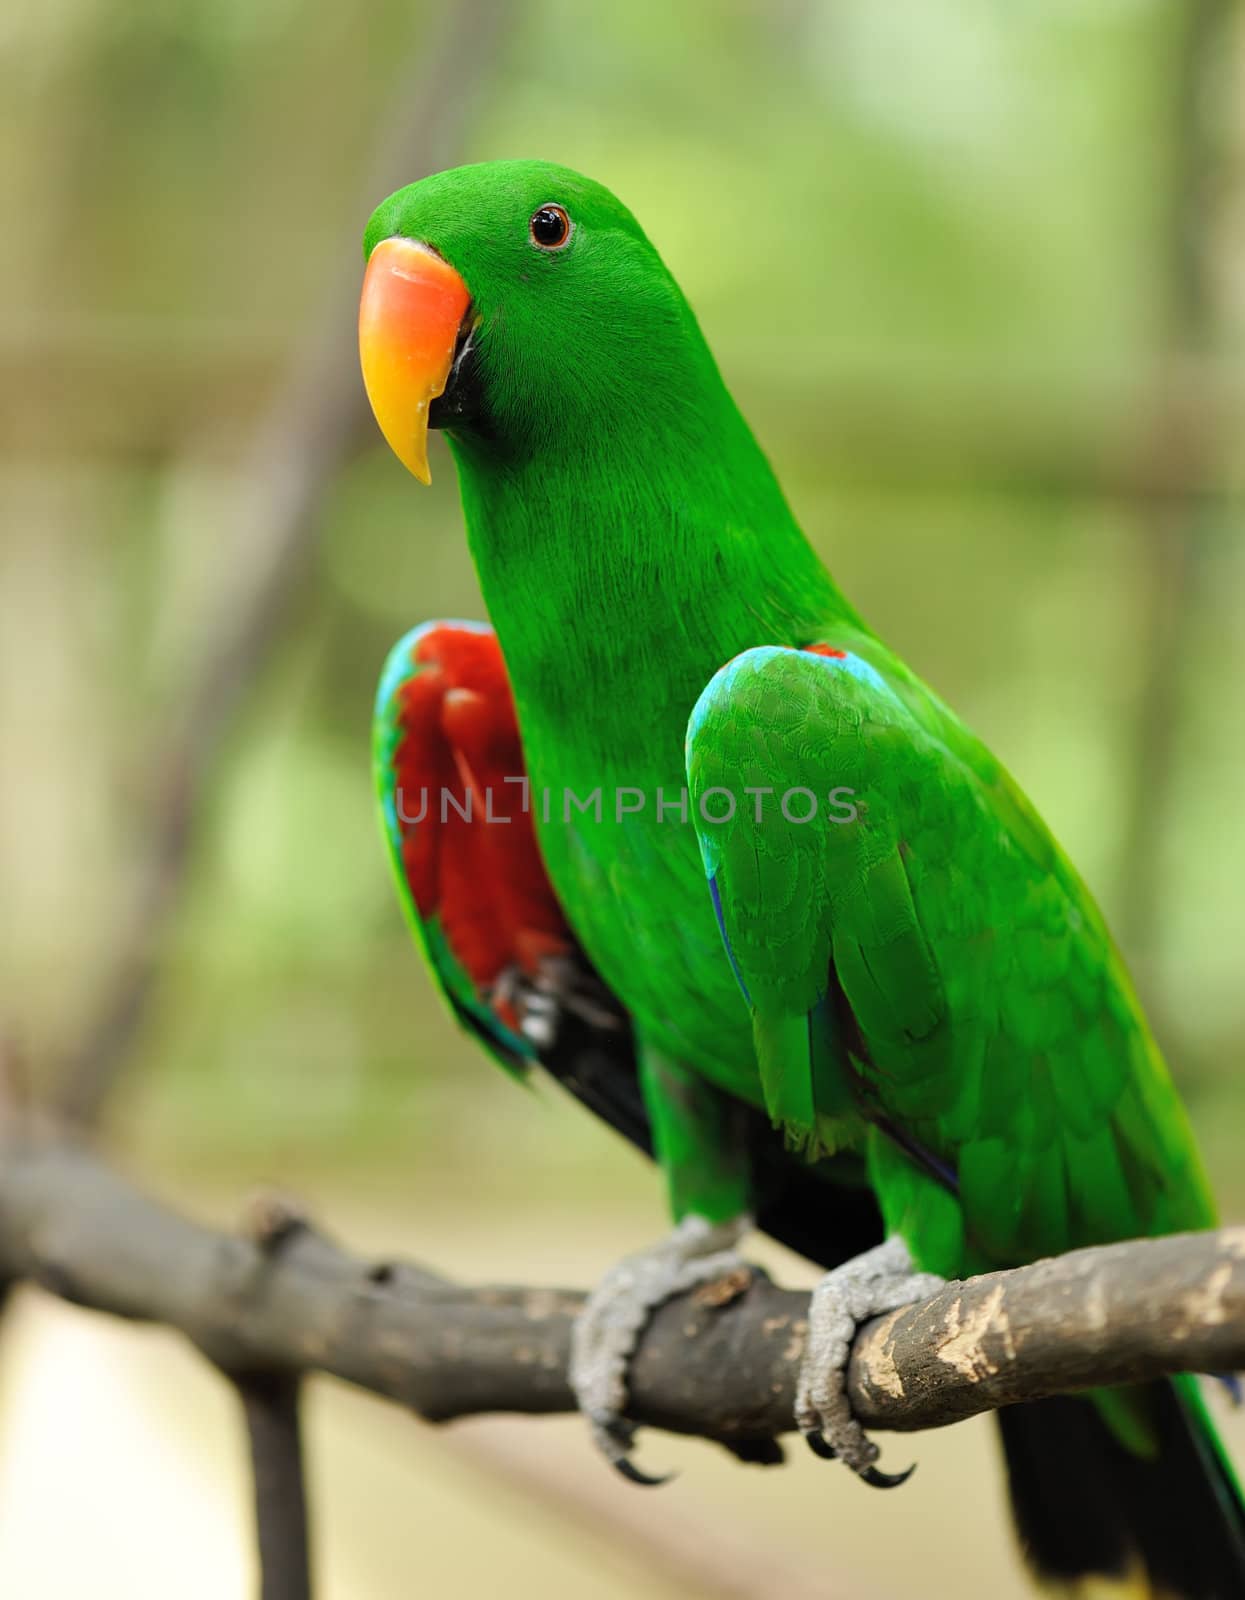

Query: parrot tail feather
left=997, top=1378, right=1245, bottom=1598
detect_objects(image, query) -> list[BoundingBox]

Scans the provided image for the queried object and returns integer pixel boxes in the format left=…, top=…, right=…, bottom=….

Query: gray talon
left=570, top=1212, right=753, bottom=1481
left=795, top=1235, right=943, bottom=1485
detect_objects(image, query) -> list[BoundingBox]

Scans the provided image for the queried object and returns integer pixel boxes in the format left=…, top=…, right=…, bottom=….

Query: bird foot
left=795, top=1235, right=943, bottom=1487
left=570, top=1211, right=753, bottom=1484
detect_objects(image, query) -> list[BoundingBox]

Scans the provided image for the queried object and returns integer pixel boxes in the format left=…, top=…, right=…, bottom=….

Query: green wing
left=685, top=642, right=1215, bottom=1279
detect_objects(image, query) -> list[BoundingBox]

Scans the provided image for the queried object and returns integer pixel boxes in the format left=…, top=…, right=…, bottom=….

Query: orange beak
left=358, top=237, right=472, bottom=484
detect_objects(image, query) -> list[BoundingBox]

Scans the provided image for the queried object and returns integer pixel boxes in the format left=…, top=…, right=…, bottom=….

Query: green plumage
left=365, top=159, right=1244, bottom=1595
left=686, top=640, right=1215, bottom=1277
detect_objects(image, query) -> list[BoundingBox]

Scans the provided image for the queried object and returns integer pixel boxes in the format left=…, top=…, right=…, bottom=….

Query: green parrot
left=360, top=160, right=1245, bottom=1594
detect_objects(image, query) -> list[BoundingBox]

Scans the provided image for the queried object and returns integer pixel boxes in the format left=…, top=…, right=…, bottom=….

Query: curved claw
left=591, top=1415, right=674, bottom=1488
left=860, top=1461, right=916, bottom=1490
left=803, top=1429, right=838, bottom=1461
left=612, top=1456, right=676, bottom=1488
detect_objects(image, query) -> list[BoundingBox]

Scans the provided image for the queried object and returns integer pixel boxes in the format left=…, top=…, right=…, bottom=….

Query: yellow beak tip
left=382, top=414, right=432, bottom=485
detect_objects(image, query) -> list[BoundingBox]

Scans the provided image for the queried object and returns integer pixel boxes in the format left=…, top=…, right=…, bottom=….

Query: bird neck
left=445, top=381, right=860, bottom=764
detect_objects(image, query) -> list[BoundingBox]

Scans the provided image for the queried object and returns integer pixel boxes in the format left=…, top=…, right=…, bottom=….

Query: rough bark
left=3, top=1135, right=1242, bottom=1449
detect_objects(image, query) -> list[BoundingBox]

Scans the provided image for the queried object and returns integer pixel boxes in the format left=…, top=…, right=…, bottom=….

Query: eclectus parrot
left=360, top=161, right=1245, bottom=1594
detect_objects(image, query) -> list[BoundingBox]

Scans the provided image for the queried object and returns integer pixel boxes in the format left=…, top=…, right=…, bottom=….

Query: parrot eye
left=529, top=204, right=572, bottom=251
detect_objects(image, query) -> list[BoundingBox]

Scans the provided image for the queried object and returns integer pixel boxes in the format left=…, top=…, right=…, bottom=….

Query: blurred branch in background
left=13, top=339, right=1243, bottom=499
left=234, top=1195, right=318, bottom=1600
left=33, top=6, right=514, bottom=1598
left=54, top=0, right=512, bottom=1133
left=3, top=1132, right=1242, bottom=1449
left=237, top=1371, right=311, bottom=1600
left=1115, top=0, right=1237, bottom=1003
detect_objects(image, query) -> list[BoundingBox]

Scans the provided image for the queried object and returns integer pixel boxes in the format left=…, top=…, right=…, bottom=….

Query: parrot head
left=359, top=160, right=709, bottom=483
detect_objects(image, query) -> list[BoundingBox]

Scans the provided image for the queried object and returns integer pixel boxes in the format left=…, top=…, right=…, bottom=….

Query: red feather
left=390, top=626, right=572, bottom=997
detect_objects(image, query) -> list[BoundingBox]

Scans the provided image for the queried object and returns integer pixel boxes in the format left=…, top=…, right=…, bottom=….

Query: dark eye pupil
left=531, top=207, right=568, bottom=246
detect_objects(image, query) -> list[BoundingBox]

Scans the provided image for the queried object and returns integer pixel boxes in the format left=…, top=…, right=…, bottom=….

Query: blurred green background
left=2, top=1, right=1244, bottom=1595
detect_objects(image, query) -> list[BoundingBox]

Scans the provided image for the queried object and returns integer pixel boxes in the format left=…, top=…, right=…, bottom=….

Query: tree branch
left=3, top=1134, right=1241, bottom=1450
left=230, top=1195, right=317, bottom=1600
left=237, top=1372, right=312, bottom=1600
